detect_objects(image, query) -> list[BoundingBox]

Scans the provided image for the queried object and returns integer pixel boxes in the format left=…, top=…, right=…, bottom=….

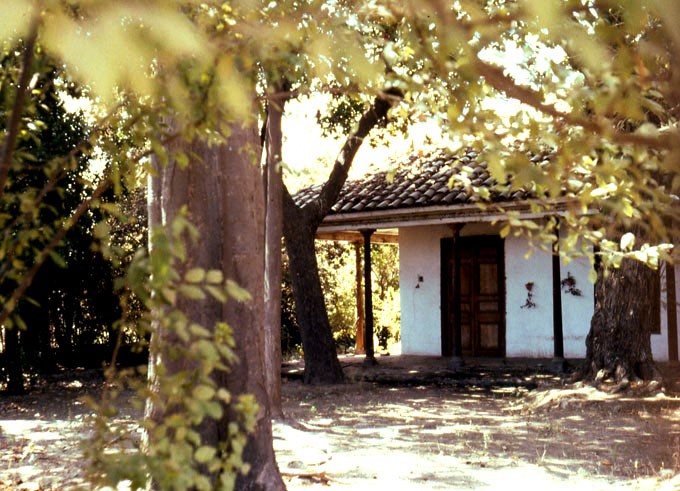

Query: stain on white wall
left=504, top=235, right=555, bottom=357
left=560, top=253, right=595, bottom=358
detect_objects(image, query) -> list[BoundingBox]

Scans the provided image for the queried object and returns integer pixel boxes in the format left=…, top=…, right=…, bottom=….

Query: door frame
left=441, top=235, right=506, bottom=357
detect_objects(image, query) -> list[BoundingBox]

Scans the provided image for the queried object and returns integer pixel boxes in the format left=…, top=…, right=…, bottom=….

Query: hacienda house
left=295, top=149, right=679, bottom=364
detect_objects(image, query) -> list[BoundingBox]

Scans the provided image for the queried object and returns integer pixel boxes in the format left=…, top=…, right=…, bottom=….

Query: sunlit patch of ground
left=276, top=356, right=680, bottom=490
left=0, top=372, right=104, bottom=490
left=1, top=359, right=680, bottom=490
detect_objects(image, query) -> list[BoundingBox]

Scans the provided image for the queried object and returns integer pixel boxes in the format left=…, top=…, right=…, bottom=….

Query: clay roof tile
left=293, top=147, right=540, bottom=216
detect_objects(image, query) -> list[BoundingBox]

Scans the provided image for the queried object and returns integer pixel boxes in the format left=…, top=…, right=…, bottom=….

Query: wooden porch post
left=551, top=220, right=566, bottom=371
left=449, top=224, right=464, bottom=369
left=667, top=261, right=678, bottom=363
left=362, top=229, right=377, bottom=366
left=354, top=241, right=365, bottom=354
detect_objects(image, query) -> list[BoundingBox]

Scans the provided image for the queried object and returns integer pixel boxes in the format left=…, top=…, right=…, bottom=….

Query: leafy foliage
left=384, top=0, right=679, bottom=267
left=315, top=241, right=400, bottom=353
left=280, top=241, right=400, bottom=357
left=84, top=213, right=257, bottom=490
left=0, top=53, right=126, bottom=390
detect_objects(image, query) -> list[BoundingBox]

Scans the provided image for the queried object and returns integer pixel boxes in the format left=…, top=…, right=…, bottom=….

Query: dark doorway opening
left=442, top=236, right=505, bottom=357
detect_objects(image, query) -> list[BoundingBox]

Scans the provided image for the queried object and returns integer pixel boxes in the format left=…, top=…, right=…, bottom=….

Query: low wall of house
left=399, top=224, right=449, bottom=355
left=399, top=223, right=676, bottom=361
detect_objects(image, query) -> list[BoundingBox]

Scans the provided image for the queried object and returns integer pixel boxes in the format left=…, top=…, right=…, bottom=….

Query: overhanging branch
left=311, top=88, right=403, bottom=224
left=473, top=60, right=676, bottom=151
left=0, top=17, right=40, bottom=203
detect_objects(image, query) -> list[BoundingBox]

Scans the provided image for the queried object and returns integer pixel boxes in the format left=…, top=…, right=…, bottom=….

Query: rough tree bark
left=263, top=94, right=285, bottom=418
left=147, top=118, right=284, bottom=490
left=583, top=256, right=662, bottom=387
left=281, top=89, right=402, bottom=384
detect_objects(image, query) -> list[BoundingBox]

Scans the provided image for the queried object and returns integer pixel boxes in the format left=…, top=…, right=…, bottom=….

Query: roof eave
left=317, top=198, right=577, bottom=233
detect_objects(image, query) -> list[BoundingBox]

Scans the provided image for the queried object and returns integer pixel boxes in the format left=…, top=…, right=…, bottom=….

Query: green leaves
left=185, top=267, right=206, bottom=283
left=84, top=214, right=258, bottom=490
left=194, top=446, right=217, bottom=464
left=179, top=284, right=206, bottom=300
left=38, top=1, right=214, bottom=107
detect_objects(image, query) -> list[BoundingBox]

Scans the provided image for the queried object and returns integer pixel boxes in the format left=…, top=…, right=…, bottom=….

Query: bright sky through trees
left=282, top=34, right=579, bottom=192
left=282, top=94, right=451, bottom=191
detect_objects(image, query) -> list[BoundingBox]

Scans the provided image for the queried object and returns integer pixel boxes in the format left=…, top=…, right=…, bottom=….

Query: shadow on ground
left=1, top=357, right=679, bottom=490
left=276, top=355, right=680, bottom=490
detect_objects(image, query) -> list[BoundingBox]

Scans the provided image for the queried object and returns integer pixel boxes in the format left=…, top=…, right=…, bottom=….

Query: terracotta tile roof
left=294, top=148, right=540, bottom=215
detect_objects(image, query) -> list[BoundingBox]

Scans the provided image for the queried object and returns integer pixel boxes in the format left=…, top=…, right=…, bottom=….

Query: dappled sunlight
left=0, top=420, right=78, bottom=442
left=1, top=363, right=679, bottom=489
left=0, top=415, right=92, bottom=488
left=276, top=363, right=680, bottom=490
left=0, top=373, right=143, bottom=489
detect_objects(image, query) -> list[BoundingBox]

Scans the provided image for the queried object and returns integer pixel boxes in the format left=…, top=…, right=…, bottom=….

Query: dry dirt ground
left=1, top=355, right=680, bottom=490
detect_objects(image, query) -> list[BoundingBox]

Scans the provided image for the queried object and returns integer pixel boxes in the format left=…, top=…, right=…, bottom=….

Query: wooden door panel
left=460, top=263, right=472, bottom=296
left=478, top=263, right=498, bottom=295
left=478, top=301, right=499, bottom=312
left=479, top=323, right=500, bottom=350
left=461, top=324, right=472, bottom=351
left=441, top=236, right=505, bottom=357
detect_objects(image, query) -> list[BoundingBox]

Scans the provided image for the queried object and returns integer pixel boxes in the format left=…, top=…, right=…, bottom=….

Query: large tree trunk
left=263, top=97, right=284, bottom=417
left=147, top=119, right=284, bottom=490
left=282, top=206, right=345, bottom=384
left=583, top=257, right=661, bottom=385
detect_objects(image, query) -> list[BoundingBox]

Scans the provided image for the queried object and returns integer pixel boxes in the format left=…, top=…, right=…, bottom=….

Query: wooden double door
left=442, top=236, right=505, bottom=357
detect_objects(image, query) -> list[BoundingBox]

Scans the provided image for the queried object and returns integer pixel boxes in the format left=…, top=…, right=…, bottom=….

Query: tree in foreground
left=145, top=114, right=284, bottom=488
left=0, top=0, right=410, bottom=487
left=0, top=1, right=292, bottom=488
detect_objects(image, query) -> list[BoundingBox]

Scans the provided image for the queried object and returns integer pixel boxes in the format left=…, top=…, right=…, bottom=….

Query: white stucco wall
left=651, top=262, right=680, bottom=361
left=504, top=236, right=594, bottom=358
left=399, top=224, right=596, bottom=358
left=560, top=253, right=596, bottom=358
left=399, top=225, right=450, bottom=355
left=504, top=236, right=554, bottom=357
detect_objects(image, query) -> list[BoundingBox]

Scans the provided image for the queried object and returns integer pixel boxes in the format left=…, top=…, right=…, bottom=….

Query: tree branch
left=0, top=175, right=110, bottom=328
left=0, top=18, right=40, bottom=203
left=0, top=128, right=182, bottom=325
left=473, top=60, right=676, bottom=150
left=0, top=103, right=129, bottom=250
left=309, top=88, right=403, bottom=224
left=411, top=1, right=677, bottom=151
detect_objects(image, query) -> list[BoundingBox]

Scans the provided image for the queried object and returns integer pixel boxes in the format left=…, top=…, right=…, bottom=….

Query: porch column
left=354, top=241, right=365, bottom=354
left=362, top=229, right=377, bottom=366
left=551, top=220, right=566, bottom=371
left=667, top=261, right=678, bottom=363
left=449, top=224, right=464, bottom=369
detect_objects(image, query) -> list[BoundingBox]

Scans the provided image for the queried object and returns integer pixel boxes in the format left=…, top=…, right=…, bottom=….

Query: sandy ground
left=1, top=356, right=680, bottom=490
